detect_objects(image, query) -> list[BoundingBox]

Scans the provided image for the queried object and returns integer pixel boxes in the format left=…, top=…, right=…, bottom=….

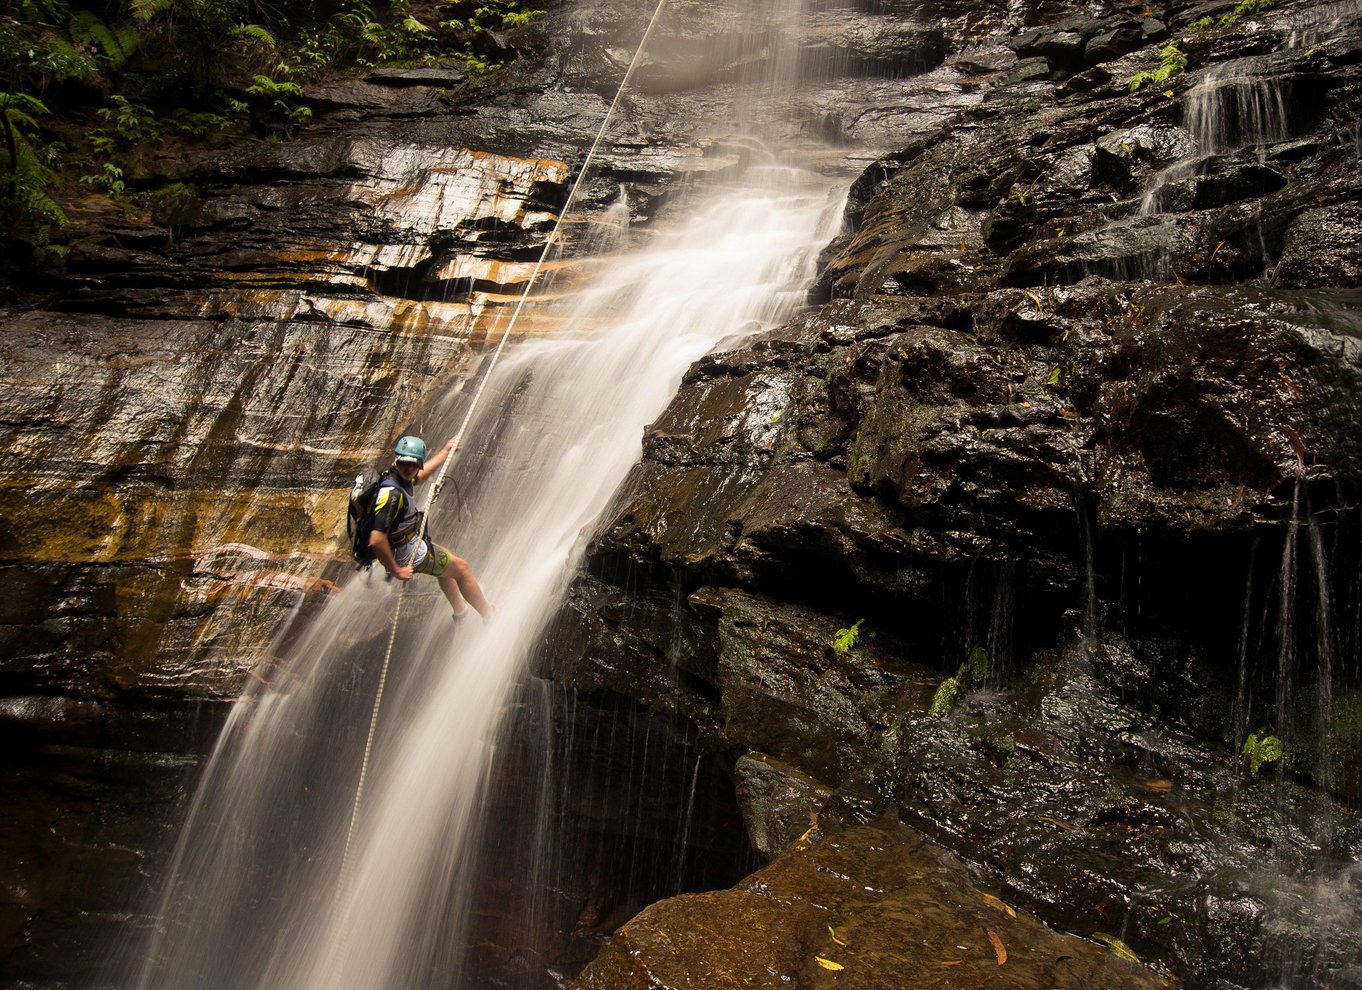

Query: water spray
left=335, top=0, right=674, bottom=918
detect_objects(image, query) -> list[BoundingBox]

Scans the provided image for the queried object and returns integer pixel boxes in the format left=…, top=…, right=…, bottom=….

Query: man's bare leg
left=438, top=573, right=471, bottom=618
left=443, top=556, right=494, bottom=619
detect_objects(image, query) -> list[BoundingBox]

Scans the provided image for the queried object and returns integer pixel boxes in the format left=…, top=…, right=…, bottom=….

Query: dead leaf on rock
left=828, top=926, right=847, bottom=946
left=981, top=893, right=1017, bottom=918
left=1093, top=932, right=1140, bottom=964
left=941, top=960, right=962, bottom=966
left=987, top=928, right=1007, bottom=965
left=814, top=956, right=845, bottom=971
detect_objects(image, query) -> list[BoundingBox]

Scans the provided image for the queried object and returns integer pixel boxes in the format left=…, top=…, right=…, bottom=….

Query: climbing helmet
left=394, top=434, right=427, bottom=467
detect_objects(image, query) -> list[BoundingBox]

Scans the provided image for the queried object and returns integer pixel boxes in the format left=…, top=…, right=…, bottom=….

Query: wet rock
left=565, top=3, right=1362, bottom=988
left=570, top=823, right=1169, bottom=990
left=1011, top=13, right=1164, bottom=77
left=459, top=679, right=758, bottom=988
left=536, top=574, right=724, bottom=736
left=1274, top=205, right=1362, bottom=288
left=366, top=65, right=468, bottom=87
left=874, top=636, right=1362, bottom=990
left=303, top=78, right=444, bottom=114
left=733, top=752, right=832, bottom=858
left=713, top=588, right=928, bottom=786
left=801, top=11, right=948, bottom=76
left=1093, top=125, right=1199, bottom=194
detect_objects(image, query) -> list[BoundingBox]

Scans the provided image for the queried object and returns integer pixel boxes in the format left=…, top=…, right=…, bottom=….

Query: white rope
left=334, top=0, right=673, bottom=921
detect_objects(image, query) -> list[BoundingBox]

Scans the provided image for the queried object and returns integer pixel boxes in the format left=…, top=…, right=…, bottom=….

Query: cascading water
left=1140, top=58, right=1292, bottom=217
left=112, top=5, right=849, bottom=987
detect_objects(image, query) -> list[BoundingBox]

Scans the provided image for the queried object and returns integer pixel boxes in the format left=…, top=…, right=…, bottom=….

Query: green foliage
left=232, top=22, right=280, bottom=71
left=0, top=0, right=546, bottom=275
left=98, top=95, right=160, bottom=144
left=459, top=51, right=498, bottom=77
left=129, top=0, right=175, bottom=19
left=929, top=667, right=966, bottom=718
left=163, top=107, right=233, bottom=135
left=1008, top=179, right=1037, bottom=205
left=833, top=619, right=864, bottom=658
left=932, top=648, right=990, bottom=717
left=401, top=14, right=432, bottom=35
left=435, top=0, right=545, bottom=73
left=1129, top=40, right=1188, bottom=92
left=246, top=74, right=305, bottom=98
left=1185, top=0, right=1274, bottom=35
left=68, top=10, right=141, bottom=69
left=245, top=73, right=312, bottom=133
left=498, top=6, right=543, bottom=29
left=1242, top=729, right=1283, bottom=774
left=1325, top=690, right=1362, bottom=767
left=1218, top=0, right=1274, bottom=29
left=0, top=91, right=67, bottom=248
left=968, top=645, right=989, bottom=683
left=131, top=0, right=259, bottom=95
left=0, top=92, right=48, bottom=134
left=141, top=179, right=190, bottom=205
left=80, top=161, right=126, bottom=196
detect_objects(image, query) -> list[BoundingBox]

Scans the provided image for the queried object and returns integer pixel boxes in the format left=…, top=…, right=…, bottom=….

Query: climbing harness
left=334, top=0, right=675, bottom=915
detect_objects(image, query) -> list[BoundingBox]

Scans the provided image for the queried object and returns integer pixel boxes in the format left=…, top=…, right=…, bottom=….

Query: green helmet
left=394, top=435, right=427, bottom=464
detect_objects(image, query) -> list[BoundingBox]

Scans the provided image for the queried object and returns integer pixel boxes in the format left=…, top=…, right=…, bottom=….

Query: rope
left=333, top=0, right=673, bottom=925
left=424, top=0, right=672, bottom=519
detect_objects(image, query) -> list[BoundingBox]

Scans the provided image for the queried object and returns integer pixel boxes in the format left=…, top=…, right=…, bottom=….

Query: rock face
left=572, top=823, right=1168, bottom=990
left=2, top=0, right=1362, bottom=986
left=544, top=0, right=1362, bottom=988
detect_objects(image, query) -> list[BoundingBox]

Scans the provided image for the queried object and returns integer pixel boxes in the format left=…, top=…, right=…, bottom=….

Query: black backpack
left=347, top=467, right=392, bottom=569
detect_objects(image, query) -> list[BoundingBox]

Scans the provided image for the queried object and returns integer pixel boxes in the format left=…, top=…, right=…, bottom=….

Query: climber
left=369, top=434, right=495, bottom=621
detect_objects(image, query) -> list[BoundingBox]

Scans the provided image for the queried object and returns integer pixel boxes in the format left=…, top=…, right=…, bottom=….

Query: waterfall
left=114, top=5, right=851, bottom=986
left=1140, top=58, right=1291, bottom=216
left=127, top=168, right=845, bottom=990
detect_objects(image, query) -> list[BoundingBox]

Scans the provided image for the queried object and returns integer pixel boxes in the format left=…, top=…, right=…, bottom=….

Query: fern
left=1, top=92, right=68, bottom=245
left=97, top=95, right=161, bottom=144
left=247, top=75, right=304, bottom=98
left=233, top=23, right=279, bottom=53
left=833, top=619, right=864, bottom=658
left=129, top=0, right=175, bottom=21
left=1242, top=730, right=1283, bottom=774
left=1219, top=0, right=1274, bottom=29
left=1129, top=40, right=1188, bottom=92
left=0, top=92, right=48, bottom=132
left=500, top=7, right=545, bottom=28
left=69, top=11, right=142, bottom=69
left=31, top=35, right=101, bottom=83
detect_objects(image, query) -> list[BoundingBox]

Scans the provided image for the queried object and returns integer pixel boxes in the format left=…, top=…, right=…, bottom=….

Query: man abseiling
left=369, top=435, right=494, bottom=621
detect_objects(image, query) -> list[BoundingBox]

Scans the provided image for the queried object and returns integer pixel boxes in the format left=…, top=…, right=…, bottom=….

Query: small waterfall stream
left=116, top=3, right=851, bottom=981
left=1140, top=58, right=1292, bottom=217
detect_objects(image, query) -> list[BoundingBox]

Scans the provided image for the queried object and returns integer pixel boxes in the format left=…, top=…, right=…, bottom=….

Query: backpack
left=347, top=467, right=393, bottom=569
